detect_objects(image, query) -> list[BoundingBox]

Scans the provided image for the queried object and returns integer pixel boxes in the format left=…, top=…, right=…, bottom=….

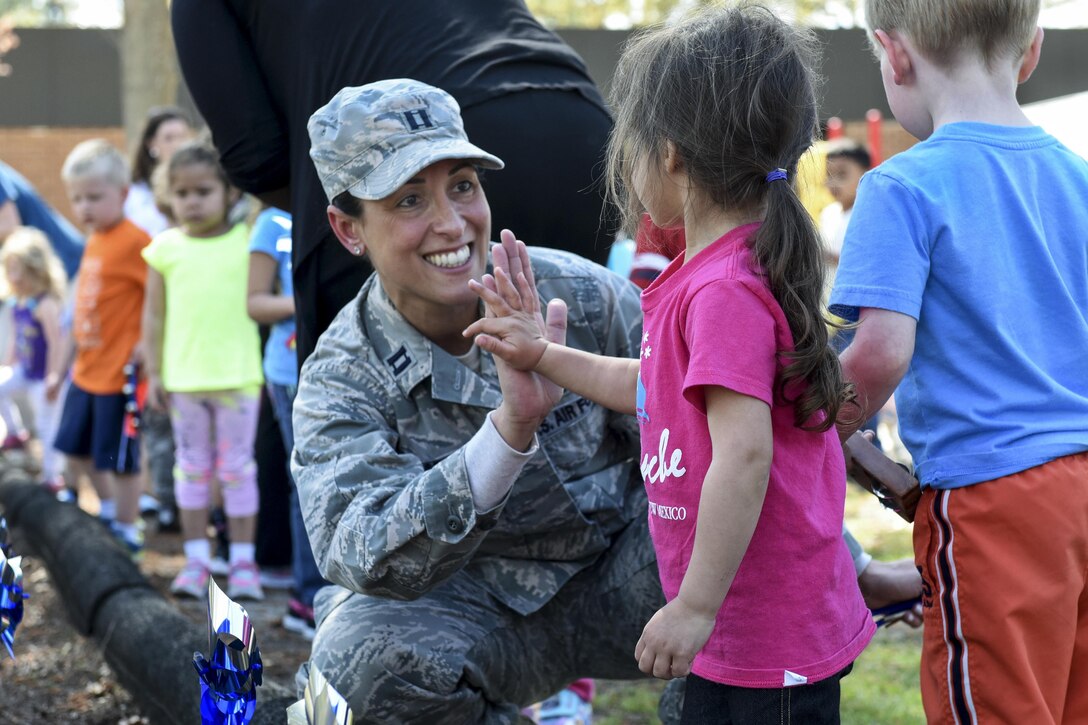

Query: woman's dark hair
left=605, top=3, right=856, bottom=430
left=331, top=190, right=363, bottom=218
left=131, top=106, right=194, bottom=185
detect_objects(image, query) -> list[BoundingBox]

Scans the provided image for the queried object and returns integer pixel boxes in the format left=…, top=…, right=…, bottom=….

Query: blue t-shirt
left=248, top=208, right=297, bottom=386
left=0, top=161, right=84, bottom=279
left=831, top=122, right=1088, bottom=489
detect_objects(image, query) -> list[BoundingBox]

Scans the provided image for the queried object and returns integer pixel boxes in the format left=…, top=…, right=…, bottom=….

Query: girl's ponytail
left=754, top=171, right=855, bottom=431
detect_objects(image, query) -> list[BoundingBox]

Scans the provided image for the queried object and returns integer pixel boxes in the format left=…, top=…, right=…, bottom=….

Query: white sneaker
left=138, top=494, right=160, bottom=516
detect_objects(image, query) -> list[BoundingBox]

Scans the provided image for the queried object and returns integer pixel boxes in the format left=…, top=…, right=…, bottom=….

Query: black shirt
left=172, top=0, right=607, bottom=268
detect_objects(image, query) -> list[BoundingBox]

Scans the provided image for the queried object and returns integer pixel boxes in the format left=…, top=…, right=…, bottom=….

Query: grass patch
left=841, top=484, right=923, bottom=724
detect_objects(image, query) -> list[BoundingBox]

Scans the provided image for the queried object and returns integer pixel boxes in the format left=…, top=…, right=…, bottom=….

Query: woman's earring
left=351, top=246, right=363, bottom=256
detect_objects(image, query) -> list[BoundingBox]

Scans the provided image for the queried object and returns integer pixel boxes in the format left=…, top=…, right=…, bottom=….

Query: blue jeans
left=267, top=382, right=328, bottom=606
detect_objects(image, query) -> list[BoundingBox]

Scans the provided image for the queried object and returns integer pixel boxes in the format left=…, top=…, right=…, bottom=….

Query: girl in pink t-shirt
left=466, top=6, right=874, bottom=722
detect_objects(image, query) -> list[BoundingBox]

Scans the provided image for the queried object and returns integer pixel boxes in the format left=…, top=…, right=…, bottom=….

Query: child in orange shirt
left=56, top=139, right=151, bottom=556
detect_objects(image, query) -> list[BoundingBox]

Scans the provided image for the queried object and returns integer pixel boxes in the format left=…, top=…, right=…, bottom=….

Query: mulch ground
left=0, top=499, right=313, bottom=724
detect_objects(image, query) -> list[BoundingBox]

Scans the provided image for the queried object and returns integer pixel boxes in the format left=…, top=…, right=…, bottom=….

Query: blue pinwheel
left=193, top=578, right=263, bottom=725
left=0, top=550, right=27, bottom=659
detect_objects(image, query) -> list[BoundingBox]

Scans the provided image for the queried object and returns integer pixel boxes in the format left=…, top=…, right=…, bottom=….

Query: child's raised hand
left=634, top=597, right=716, bottom=680
left=464, top=230, right=563, bottom=372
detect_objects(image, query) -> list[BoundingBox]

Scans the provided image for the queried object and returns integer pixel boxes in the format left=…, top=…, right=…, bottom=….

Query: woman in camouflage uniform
left=292, top=79, right=662, bottom=723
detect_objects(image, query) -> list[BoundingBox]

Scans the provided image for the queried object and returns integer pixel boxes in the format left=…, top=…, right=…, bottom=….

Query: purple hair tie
left=765, top=168, right=788, bottom=183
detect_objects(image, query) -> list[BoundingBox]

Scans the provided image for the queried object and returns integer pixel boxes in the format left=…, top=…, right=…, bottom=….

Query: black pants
left=680, top=665, right=852, bottom=725
left=292, top=88, right=615, bottom=369
left=254, top=382, right=293, bottom=568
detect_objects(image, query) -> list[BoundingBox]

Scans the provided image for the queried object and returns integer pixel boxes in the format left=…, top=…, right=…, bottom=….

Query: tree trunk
left=121, top=0, right=179, bottom=150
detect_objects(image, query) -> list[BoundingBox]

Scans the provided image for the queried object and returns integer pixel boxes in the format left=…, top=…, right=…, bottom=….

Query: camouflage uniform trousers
left=297, top=504, right=672, bottom=724
left=140, top=407, right=176, bottom=508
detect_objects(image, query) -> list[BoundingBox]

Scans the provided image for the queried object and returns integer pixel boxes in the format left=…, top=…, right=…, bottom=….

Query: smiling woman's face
left=357, top=158, right=492, bottom=337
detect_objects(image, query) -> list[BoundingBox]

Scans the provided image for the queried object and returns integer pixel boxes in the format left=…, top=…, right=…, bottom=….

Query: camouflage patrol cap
left=308, top=79, right=505, bottom=202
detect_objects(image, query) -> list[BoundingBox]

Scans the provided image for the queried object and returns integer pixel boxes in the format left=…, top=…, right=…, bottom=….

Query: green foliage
left=0, top=0, right=74, bottom=26
left=526, top=0, right=1076, bottom=28
left=594, top=679, right=667, bottom=725
left=524, top=0, right=861, bottom=28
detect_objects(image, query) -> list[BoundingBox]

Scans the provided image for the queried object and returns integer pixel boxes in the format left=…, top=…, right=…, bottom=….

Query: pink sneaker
left=523, top=687, right=593, bottom=725
left=1, top=432, right=27, bottom=451
left=170, top=559, right=211, bottom=599
left=520, top=683, right=591, bottom=722
left=227, top=560, right=264, bottom=601
left=41, top=476, right=66, bottom=496
left=282, top=598, right=316, bottom=640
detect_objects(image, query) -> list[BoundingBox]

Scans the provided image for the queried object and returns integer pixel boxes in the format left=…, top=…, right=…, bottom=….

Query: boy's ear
left=327, top=205, right=366, bottom=257
left=1017, top=27, right=1044, bottom=84
left=874, top=29, right=913, bottom=86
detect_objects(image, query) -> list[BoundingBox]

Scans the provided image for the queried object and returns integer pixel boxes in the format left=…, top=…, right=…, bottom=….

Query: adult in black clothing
left=171, top=0, right=615, bottom=369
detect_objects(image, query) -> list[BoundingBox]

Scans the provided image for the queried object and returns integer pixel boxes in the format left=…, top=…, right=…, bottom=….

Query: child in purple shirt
left=0, top=227, right=68, bottom=487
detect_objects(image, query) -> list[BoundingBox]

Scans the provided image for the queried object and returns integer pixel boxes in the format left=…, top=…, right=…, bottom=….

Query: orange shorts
left=913, top=452, right=1088, bottom=724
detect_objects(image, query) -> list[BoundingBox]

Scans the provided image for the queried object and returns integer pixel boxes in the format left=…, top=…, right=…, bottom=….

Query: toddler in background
left=55, top=139, right=150, bottom=555
left=818, top=139, right=870, bottom=285
left=246, top=206, right=328, bottom=635
left=126, top=106, right=195, bottom=239
left=142, top=140, right=264, bottom=601
left=126, top=109, right=195, bottom=532
left=0, top=227, right=67, bottom=488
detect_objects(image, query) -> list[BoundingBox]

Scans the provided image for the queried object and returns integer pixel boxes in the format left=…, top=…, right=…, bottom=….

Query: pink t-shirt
left=638, top=223, right=874, bottom=687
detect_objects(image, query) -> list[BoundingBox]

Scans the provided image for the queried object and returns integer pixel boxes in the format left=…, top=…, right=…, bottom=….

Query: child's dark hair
left=825, top=138, right=872, bottom=170
left=166, top=138, right=232, bottom=190
left=131, top=106, right=193, bottom=185
left=606, top=3, right=856, bottom=430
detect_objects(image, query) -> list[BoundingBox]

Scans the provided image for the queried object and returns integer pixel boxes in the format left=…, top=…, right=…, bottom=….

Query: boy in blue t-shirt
left=247, top=207, right=327, bottom=638
left=831, top=1, right=1088, bottom=721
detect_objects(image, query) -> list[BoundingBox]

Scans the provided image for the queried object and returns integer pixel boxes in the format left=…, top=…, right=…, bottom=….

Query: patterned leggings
left=170, top=389, right=259, bottom=517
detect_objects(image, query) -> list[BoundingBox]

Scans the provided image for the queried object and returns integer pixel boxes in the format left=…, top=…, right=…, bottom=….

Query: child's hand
left=44, top=373, right=63, bottom=403
left=634, top=597, right=716, bottom=680
left=464, top=230, right=562, bottom=372
left=145, top=374, right=170, bottom=412
left=129, top=343, right=146, bottom=370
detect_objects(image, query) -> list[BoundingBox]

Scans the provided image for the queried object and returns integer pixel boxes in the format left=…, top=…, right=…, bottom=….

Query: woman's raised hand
left=465, top=229, right=566, bottom=373
left=465, top=230, right=568, bottom=448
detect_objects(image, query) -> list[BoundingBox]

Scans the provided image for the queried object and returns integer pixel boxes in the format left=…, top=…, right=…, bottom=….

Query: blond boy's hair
left=0, top=227, right=69, bottom=299
left=61, top=139, right=130, bottom=188
left=865, top=0, right=1040, bottom=67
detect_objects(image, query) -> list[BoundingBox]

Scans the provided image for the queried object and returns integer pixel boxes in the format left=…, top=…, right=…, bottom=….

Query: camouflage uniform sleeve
left=292, top=356, right=501, bottom=601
